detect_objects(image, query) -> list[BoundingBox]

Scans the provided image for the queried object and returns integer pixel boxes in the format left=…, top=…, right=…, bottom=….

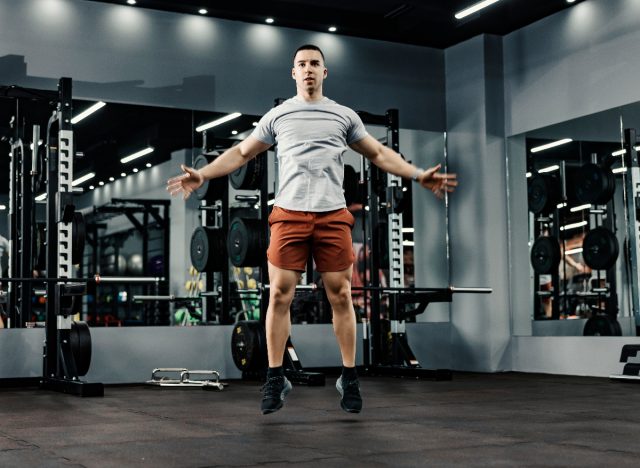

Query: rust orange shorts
left=267, top=206, right=356, bottom=272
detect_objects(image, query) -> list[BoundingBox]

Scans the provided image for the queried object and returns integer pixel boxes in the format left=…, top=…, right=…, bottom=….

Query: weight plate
left=530, top=236, right=561, bottom=274
left=231, top=320, right=267, bottom=372
left=190, top=226, right=227, bottom=272
left=72, top=212, right=86, bottom=265
left=574, top=164, right=616, bottom=205
left=193, top=153, right=225, bottom=201
left=70, top=321, right=92, bottom=376
left=528, top=174, right=560, bottom=214
left=227, top=218, right=266, bottom=267
left=343, top=164, right=360, bottom=206
left=582, top=227, right=619, bottom=270
left=583, top=315, right=621, bottom=336
left=230, top=155, right=266, bottom=190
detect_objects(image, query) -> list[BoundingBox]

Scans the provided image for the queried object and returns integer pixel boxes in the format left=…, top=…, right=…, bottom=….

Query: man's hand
left=166, top=164, right=205, bottom=200
left=418, top=164, right=458, bottom=199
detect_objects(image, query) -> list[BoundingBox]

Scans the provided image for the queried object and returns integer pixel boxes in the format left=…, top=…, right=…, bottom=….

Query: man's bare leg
left=261, top=261, right=299, bottom=415
left=320, top=266, right=356, bottom=367
left=321, top=266, right=362, bottom=413
left=265, top=261, right=299, bottom=366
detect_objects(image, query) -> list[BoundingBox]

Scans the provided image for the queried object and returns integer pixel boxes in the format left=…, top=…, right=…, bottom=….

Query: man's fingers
left=167, top=173, right=189, bottom=184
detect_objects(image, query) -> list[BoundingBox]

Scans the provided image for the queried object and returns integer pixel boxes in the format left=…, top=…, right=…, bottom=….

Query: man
left=167, top=44, right=457, bottom=415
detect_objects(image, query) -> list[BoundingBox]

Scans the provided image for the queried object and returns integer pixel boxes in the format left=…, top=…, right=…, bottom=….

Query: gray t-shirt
left=251, top=96, right=368, bottom=212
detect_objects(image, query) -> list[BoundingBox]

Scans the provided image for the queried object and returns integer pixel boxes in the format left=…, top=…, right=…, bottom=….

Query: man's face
left=292, top=49, right=327, bottom=93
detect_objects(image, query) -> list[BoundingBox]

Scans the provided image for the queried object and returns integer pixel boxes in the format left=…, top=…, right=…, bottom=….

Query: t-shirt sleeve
left=346, top=110, right=368, bottom=145
left=250, top=110, right=276, bottom=145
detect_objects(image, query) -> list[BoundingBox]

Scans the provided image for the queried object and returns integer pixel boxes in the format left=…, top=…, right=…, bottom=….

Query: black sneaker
left=336, top=376, right=362, bottom=413
left=261, top=376, right=292, bottom=415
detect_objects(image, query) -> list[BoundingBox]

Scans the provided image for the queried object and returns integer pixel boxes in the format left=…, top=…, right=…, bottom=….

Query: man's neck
left=297, top=89, right=324, bottom=103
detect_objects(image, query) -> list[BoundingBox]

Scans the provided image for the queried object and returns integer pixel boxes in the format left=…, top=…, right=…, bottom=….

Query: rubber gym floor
left=0, top=372, right=639, bottom=467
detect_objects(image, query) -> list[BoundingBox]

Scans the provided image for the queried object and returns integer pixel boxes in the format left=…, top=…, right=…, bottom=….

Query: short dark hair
left=293, top=44, right=325, bottom=63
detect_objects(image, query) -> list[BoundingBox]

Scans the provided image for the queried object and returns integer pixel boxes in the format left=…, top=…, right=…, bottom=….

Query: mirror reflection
left=522, top=103, right=640, bottom=336
left=1, top=87, right=443, bottom=329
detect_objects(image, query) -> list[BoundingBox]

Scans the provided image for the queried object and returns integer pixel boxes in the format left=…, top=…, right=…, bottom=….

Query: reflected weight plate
left=193, top=153, right=225, bottom=201
left=231, top=320, right=267, bottom=372
left=583, top=315, right=622, bottom=336
left=230, top=153, right=266, bottom=190
left=190, top=226, right=227, bottom=272
left=528, top=174, right=560, bottom=214
left=72, top=212, right=86, bottom=264
left=574, top=163, right=615, bottom=205
left=582, top=227, right=619, bottom=270
left=70, top=321, right=92, bottom=376
left=227, top=218, right=266, bottom=267
left=530, top=236, right=561, bottom=274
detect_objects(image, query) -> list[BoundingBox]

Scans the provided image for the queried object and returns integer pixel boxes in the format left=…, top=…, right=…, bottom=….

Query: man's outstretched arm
left=349, top=135, right=458, bottom=199
left=167, top=136, right=272, bottom=199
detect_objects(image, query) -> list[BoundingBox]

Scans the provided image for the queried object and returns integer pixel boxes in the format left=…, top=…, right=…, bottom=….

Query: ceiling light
left=120, top=146, right=154, bottom=164
left=267, top=199, right=275, bottom=206
left=71, top=172, right=96, bottom=186
left=146, top=163, right=152, bottom=168
left=612, top=167, right=627, bottom=174
left=35, top=193, right=46, bottom=201
left=565, top=247, right=583, bottom=255
left=403, top=240, right=415, bottom=247
left=196, top=112, right=242, bottom=132
left=265, top=18, right=275, bottom=24
left=402, top=228, right=414, bottom=234
left=567, top=0, right=576, bottom=3
left=231, top=130, right=238, bottom=135
left=89, top=185, right=95, bottom=190
left=560, top=221, right=587, bottom=232
left=538, top=165, right=560, bottom=173
left=557, top=202, right=567, bottom=209
left=109, top=177, right=115, bottom=182
left=133, top=168, right=139, bottom=173
left=526, top=172, right=532, bottom=178
left=328, top=26, right=337, bottom=32
left=99, top=181, right=105, bottom=186
left=0, top=204, right=6, bottom=210
left=530, top=138, right=573, bottom=153
left=120, top=172, right=126, bottom=177
left=252, top=121, right=258, bottom=127
left=71, top=101, right=106, bottom=124
left=612, top=149, right=626, bottom=156
left=455, top=0, right=502, bottom=20
left=127, top=0, right=136, bottom=5
left=570, top=204, right=591, bottom=212
left=198, top=8, right=208, bottom=14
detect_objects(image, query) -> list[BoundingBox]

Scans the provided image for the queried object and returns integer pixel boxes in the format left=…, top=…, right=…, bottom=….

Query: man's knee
left=328, top=286, right=352, bottom=311
left=269, top=285, right=295, bottom=310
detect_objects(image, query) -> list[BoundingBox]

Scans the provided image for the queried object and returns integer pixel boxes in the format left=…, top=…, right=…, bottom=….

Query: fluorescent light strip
left=560, top=221, right=588, bottom=232
left=35, top=193, right=46, bottom=201
left=565, top=247, right=583, bottom=255
left=557, top=202, right=567, bottom=209
left=402, top=240, right=415, bottom=247
left=196, top=112, right=242, bottom=132
left=455, top=0, right=502, bottom=19
left=570, top=204, right=591, bottom=213
left=267, top=199, right=276, bottom=206
left=402, top=228, right=414, bottom=234
left=538, top=165, right=560, bottom=173
left=530, top=138, right=573, bottom=153
left=71, top=172, right=96, bottom=187
left=612, top=167, right=627, bottom=174
left=612, top=149, right=626, bottom=156
left=0, top=204, right=6, bottom=210
left=70, top=101, right=106, bottom=124
left=121, top=147, right=154, bottom=164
